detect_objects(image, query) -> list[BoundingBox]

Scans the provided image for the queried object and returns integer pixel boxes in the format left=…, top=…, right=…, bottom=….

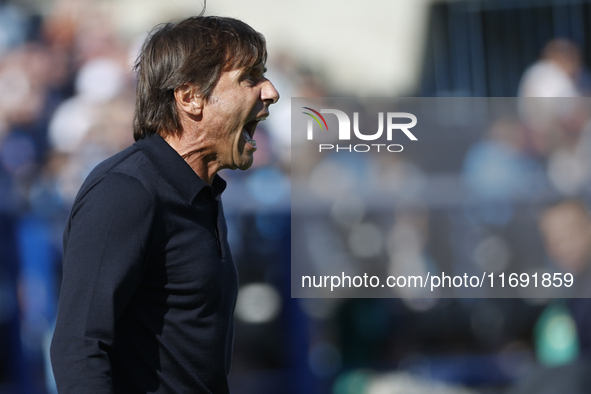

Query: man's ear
left=174, top=84, right=204, bottom=116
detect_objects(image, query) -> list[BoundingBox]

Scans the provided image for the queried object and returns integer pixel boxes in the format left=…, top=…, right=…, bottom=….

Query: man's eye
left=243, top=75, right=260, bottom=86
left=244, top=72, right=265, bottom=84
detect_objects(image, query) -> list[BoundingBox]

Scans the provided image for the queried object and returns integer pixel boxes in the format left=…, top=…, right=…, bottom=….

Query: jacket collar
left=134, top=133, right=227, bottom=204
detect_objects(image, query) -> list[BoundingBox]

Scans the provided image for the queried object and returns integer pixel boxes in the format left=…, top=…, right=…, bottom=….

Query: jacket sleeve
left=50, top=172, right=155, bottom=393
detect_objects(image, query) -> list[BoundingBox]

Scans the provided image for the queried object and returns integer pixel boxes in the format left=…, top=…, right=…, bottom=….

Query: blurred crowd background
left=1, top=0, right=591, bottom=393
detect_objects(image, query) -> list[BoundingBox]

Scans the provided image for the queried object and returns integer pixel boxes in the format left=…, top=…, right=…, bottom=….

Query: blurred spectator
left=518, top=40, right=590, bottom=162
left=509, top=200, right=591, bottom=394
left=462, top=118, right=540, bottom=203
left=538, top=200, right=591, bottom=358
left=539, top=200, right=591, bottom=280
left=518, top=39, right=582, bottom=98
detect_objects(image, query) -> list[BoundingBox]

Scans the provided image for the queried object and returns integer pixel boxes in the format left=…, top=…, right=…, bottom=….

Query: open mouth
left=242, top=116, right=267, bottom=149
left=244, top=120, right=259, bottom=139
left=242, top=121, right=258, bottom=149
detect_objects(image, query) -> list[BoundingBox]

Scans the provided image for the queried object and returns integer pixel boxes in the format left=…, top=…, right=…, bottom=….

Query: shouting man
left=50, top=16, right=279, bottom=393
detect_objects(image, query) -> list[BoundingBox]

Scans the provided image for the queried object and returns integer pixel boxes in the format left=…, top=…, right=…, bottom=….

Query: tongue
left=243, top=129, right=257, bottom=148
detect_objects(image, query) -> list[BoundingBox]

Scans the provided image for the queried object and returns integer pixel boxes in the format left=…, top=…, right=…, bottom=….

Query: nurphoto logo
left=302, top=107, right=418, bottom=153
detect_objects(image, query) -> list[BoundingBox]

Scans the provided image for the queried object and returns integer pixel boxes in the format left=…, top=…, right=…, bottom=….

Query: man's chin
left=234, top=155, right=254, bottom=171
left=238, top=161, right=253, bottom=171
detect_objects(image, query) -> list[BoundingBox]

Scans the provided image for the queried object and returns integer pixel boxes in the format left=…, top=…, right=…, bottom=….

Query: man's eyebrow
left=239, top=64, right=266, bottom=78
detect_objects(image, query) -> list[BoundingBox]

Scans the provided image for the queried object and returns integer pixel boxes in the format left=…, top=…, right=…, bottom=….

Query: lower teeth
left=243, top=130, right=256, bottom=147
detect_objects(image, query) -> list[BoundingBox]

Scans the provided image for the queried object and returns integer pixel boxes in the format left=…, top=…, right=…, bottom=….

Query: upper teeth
left=256, top=116, right=267, bottom=122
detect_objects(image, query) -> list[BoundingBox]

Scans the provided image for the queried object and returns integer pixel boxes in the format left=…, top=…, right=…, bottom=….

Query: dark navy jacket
left=51, top=133, right=238, bottom=393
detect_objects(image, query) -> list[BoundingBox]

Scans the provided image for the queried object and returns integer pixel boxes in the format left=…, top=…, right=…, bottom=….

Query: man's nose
left=262, top=80, right=280, bottom=105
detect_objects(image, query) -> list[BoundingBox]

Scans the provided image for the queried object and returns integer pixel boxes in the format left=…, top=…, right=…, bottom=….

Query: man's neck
left=162, top=133, right=220, bottom=185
